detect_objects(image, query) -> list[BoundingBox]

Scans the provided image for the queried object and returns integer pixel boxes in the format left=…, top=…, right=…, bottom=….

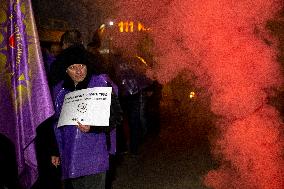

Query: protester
left=108, top=53, right=153, bottom=155
left=50, top=46, right=122, bottom=189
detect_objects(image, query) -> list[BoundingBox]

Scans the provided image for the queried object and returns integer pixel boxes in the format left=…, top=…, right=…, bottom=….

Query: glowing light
left=189, top=91, right=196, bottom=99
left=135, top=55, right=148, bottom=66
left=109, top=21, right=114, bottom=26
left=100, top=24, right=106, bottom=29
left=118, top=21, right=124, bottom=32
left=138, top=22, right=145, bottom=31
left=118, top=21, right=148, bottom=33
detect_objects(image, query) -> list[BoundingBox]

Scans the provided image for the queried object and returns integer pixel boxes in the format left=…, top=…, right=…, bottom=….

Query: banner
left=0, top=0, right=54, bottom=188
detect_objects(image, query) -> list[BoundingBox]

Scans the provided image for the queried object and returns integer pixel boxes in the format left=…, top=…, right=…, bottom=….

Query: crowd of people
left=34, top=28, right=162, bottom=189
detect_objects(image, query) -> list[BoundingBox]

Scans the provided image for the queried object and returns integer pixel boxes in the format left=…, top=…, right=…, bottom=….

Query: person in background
left=88, top=27, right=134, bottom=155
left=87, top=26, right=113, bottom=78
left=87, top=27, right=127, bottom=189
left=112, top=54, right=153, bottom=155
left=86, top=27, right=101, bottom=56
left=89, top=26, right=153, bottom=156
left=51, top=46, right=122, bottom=189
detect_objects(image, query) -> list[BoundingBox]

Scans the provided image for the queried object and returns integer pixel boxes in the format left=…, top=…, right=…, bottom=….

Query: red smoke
left=114, top=0, right=284, bottom=188
left=205, top=105, right=283, bottom=188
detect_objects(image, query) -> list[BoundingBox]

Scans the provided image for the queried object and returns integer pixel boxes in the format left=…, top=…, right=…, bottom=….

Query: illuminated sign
left=118, top=21, right=150, bottom=33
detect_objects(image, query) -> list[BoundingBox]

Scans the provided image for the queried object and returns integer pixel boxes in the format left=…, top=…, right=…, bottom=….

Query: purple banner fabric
left=0, top=0, right=54, bottom=188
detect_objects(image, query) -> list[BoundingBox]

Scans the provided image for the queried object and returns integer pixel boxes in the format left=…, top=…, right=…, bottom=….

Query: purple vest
left=53, top=74, right=117, bottom=179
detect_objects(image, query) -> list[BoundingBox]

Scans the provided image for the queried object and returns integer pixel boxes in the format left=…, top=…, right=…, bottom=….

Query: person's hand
left=51, top=156, right=60, bottom=167
left=77, top=121, right=91, bottom=133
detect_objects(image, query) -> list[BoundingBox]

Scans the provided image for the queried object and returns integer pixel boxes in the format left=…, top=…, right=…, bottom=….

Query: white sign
left=57, top=87, right=112, bottom=127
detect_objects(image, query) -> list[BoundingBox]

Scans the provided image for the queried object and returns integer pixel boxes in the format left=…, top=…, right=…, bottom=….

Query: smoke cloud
left=113, top=0, right=284, bottom=188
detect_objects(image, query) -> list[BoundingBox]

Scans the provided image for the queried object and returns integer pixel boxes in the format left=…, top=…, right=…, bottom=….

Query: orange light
left=118, top=21, right=124, bottom=33
left=117, top=21, right=149, bottom=33
left=189, top=91, right=196, bottom=99
left=138, top=22, right=144, bottom=31
left=136, top=55, right=148, bottom=66
left=130, top=22, right=134, bottom=32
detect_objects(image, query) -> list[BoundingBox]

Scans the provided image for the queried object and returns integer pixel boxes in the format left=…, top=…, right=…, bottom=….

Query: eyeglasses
left=67, top=64, right=86, bottom=71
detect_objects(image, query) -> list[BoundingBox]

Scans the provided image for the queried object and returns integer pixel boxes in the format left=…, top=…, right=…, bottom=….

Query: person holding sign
left=51, top=46, right=122, bottom=189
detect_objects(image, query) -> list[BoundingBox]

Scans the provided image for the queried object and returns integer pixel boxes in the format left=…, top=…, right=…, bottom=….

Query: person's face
left=66, top=64, right=87, bottom=84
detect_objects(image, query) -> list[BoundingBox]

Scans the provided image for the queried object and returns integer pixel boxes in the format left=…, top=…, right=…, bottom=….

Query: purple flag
left=0, top=0, right=54, bottom=188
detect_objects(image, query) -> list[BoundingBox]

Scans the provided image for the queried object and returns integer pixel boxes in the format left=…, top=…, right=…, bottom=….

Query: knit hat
left=60, top=45, right=90, bottom=71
